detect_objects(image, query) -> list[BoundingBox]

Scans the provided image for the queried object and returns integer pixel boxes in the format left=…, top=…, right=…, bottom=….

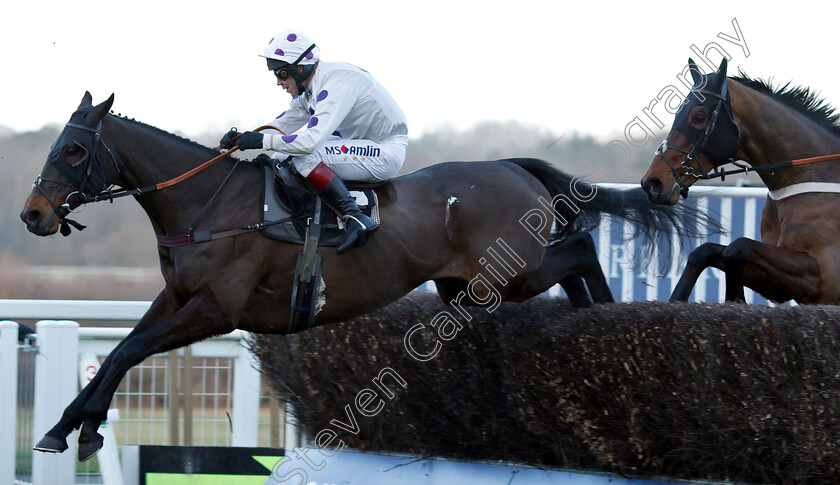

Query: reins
left=141, top=124, right=291, bottom=247
left=84, top=124, right=278, bottom=203
left=696, top=153, right=840, bottom=183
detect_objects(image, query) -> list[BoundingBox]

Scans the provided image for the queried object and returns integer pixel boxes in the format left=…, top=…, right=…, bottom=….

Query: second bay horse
left=642, top=57, right=840, bottom=303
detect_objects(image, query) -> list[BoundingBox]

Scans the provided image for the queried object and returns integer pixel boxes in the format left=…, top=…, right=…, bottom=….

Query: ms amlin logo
left=324, top=144, right=381, bottom=157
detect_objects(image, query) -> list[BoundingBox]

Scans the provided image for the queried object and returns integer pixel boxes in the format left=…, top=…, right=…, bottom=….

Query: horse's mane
left=108, top=112, right=225, bottom=158
left=731, top=71, right=840, bottom=137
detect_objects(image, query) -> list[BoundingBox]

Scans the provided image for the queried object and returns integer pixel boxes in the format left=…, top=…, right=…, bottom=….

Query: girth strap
left=288, top=198, right=324, bottom=334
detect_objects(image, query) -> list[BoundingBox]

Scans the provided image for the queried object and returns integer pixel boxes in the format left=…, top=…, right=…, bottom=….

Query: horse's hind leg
left=506, top=232, right=614, bottom=305
left=556, top=233, right=613, bottom=304
left=559, top=276, right=592, bottom=308
left=76, top=293, right=233, bottom=461
left=34, top=291, right=178, bottom=454
left=33, top=340, right=132, bottom=453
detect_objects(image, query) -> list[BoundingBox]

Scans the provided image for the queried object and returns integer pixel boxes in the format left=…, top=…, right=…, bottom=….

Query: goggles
left=272, top=65, right=292, bottom=80
left=266, top=43, right=316, bottom=81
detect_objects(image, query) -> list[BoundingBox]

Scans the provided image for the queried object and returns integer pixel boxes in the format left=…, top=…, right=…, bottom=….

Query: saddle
left=260, top=160, right=382, bottom=246
left=259, top=159, right=385, bottom=334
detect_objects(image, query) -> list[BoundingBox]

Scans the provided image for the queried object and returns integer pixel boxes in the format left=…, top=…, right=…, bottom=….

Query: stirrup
left=345, top=214, right=378, bottom=231
left=336, top=215, right=378, bottom=254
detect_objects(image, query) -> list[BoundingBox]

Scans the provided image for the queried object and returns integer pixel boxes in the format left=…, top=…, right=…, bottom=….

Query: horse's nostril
left=642, top=177, right=662, bottom=197
left=21, top=209, right=42, bottom=226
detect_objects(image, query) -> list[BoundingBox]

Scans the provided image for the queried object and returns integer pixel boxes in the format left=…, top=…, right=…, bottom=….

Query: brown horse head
left=21, top=91, right=115, bottom=236
left=641, top=57, right=740, bottom=204
left=643, top=58, right=840, bottom=305
left=642, top=57, right=840, bottom=205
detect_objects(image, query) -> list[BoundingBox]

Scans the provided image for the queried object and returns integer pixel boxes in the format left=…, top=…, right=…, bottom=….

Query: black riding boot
left=307, top=162, right=379, bottom=254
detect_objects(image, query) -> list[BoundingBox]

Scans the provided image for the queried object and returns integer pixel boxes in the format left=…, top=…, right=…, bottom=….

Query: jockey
left=220, top=29, right=408, bottom=255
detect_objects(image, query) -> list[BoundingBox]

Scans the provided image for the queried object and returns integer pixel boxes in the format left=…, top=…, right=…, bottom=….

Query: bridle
left=33, top=118, right=120, bottom=235
left=655, top=82, right=736, bottom=199
left=656, top=81, right=840, bottom=199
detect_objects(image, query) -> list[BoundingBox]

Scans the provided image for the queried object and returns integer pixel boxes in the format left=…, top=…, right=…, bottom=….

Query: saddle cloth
left=260, top=162, right=380, bottom=246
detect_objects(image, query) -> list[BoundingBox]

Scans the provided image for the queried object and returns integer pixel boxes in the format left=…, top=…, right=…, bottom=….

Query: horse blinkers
left=23, top=94, right=116, bottom=236
left=657, top=57, right=740, bottom=198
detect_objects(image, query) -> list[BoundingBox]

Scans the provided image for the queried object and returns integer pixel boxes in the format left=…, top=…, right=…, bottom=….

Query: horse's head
left=641, top=57, right=740, bottom=204
left=20, top=92, right=115, bottom=236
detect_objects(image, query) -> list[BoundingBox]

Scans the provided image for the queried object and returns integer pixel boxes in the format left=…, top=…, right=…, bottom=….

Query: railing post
left=269, top=394, right=281, bottom=448
left=183, top=346, right=193, bottom=446
left=167, top=351, right=180, bottom=446
left=284, top=401, right=301, bottom=450
left=231, top=338, right=260, bottom=447
left=0, top=321, right=19, bottom=485
left=33, top=320, right=79, bottom=485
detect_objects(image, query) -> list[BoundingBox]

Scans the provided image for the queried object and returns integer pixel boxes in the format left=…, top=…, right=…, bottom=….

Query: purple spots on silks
left=316, top=90, right=329, bottom=102
left=275, top=48, right=284, bottom=56
left=306, top=52, right=314, bottom=60
left=308, top=117, right=319, bottom=128
left=275, top=112, right=286, bottom=119
left=282, top=134, right=298, bottom=143
left=287, top=33, right=297, bottom=42
left=268, top=37, right=275, bottom=44
left=308, top=107, right=315, bottom=115
left=332, top=130, right=342, bottom=138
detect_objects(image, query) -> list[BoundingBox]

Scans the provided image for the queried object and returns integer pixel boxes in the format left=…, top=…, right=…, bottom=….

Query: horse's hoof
left=33, top=434, right=68, bottom=453
left=78, top=433, right=104, bottom=462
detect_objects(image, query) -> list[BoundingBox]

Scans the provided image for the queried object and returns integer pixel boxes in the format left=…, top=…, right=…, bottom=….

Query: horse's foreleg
left=34, top=291, right=178, bottom=454
left=74, top=293, right=234, bottom=461
left=719, top=237, right=821, bottom=303
left=670, top=242, right=727, bottom=301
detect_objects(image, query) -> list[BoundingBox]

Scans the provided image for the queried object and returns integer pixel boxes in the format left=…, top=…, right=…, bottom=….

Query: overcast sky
left=2, top=0, right=839, bottom=140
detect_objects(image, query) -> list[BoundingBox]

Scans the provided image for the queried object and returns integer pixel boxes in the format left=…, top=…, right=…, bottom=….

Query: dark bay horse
left=22, top=92, right=707, bottom=461
left=642, top=57, right=840, bottom=303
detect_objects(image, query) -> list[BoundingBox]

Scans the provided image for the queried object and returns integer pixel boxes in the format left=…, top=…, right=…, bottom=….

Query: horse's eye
left=692, top=113, right=706, bottom=124
left=64, top=144, right=78, bottom=156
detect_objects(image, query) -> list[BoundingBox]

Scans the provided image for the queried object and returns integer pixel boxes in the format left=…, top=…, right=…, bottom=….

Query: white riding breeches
left=282, top=135, right=407, bottom=182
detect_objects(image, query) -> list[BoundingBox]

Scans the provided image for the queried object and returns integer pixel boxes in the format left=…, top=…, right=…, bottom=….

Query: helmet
left=261, top=30, right=320, bottom=93
left=261, top=30, right=320, bottom=65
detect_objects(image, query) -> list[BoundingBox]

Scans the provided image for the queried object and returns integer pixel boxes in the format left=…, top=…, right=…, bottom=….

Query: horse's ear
left=708, top=58, right=729, bottom=91
left=717, top=57, right=729, bottom=76
left=86, top=94, right=115, bottom=125
left=688, top=58, right=703, bottom=85
left=79, top=91, right=93, bottom=109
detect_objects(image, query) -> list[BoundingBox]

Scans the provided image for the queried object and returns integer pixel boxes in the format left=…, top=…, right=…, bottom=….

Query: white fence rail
left=591, top=184, right=771, bottom=304
left=0, top=321, right=20, bottom=485
left=0, top=300, right=272, bottom=485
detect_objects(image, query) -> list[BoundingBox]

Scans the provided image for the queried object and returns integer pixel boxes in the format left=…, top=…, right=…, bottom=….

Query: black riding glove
left=235, top=131, right=264, bottom=150
left=219, top=128, right=238, bottom=149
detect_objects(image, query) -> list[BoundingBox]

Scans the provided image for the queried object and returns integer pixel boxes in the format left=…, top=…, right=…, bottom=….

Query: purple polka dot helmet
left=261, top=29, right=320, bottom=65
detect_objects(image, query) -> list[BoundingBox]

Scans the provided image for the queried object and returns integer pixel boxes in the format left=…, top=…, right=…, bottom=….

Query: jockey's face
left=275, top=64, right=317, bottom=98
left=277, top=74, right=299, bottom=97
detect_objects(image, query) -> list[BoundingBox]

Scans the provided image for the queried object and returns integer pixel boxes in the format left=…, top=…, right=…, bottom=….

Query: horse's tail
left=503, top=158, right=722, bottom=272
